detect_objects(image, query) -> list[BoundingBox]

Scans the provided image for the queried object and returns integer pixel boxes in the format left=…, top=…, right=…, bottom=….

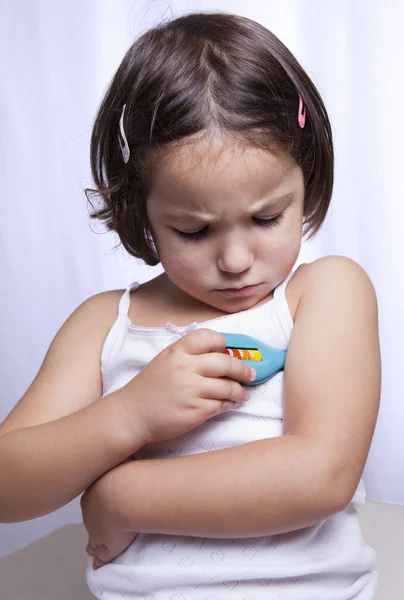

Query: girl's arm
left=104, top=256, right=381, bottom=538
left=0, top=292, right=144, bottom=523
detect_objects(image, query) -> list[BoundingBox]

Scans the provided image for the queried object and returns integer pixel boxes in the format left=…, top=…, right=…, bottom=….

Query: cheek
left=162, top=241, right=205, bottom=274
left=260, top=222, right=301, bottom=260
left=172, top=252, right=195, bottom=270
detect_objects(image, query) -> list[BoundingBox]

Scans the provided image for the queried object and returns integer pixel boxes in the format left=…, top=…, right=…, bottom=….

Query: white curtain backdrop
left=1, top=0, right=403, bottom=557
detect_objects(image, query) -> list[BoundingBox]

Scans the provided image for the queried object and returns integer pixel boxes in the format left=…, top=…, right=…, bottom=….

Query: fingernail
left=249, top=368, right=256, bottom=380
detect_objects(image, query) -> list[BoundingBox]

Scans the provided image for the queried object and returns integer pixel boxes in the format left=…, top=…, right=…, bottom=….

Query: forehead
left=150, top=133, right=296, bottom=202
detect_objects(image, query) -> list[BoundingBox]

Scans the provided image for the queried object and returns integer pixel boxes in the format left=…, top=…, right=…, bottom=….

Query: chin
left=217, top=293, right=266, bottom=312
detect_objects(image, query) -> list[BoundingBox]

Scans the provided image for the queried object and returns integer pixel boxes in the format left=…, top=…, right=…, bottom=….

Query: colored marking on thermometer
left=220, top=332, right=287, bottom=385
left=224, top=348, right=262, bottom=361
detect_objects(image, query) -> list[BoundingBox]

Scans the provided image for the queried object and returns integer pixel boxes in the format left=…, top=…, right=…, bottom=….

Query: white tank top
left=86, top=270, right=378, bottom=599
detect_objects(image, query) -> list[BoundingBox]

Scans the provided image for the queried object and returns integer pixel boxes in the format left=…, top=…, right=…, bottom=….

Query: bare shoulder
left=0, top=288, right=127, bottom=436
left=57, top=287, right=127, bottom=349
left=80, top=288, right=126, bottom=320
left=43, top=285, right=129, bottom=364
left=288, top=255, right=378, bottom=320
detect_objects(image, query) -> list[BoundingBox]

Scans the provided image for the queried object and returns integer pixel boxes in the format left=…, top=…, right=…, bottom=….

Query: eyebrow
left=163, top=192, right=293, bottom=224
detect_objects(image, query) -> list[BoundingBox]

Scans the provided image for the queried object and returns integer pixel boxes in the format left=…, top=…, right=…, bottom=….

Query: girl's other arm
left=106, top=256, right=381, bottom=537
left=0, top=292, right=144, bottom=523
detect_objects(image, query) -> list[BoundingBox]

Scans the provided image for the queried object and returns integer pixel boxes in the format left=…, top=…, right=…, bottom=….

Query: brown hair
left=85, top=11, right=334, bottom=266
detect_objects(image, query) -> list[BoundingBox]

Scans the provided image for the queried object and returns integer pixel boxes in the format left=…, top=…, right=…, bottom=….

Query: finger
left=219, top=399, right=242, bottom=412
left=86, top=544, right=102, bottom=556
left=86, top=541, right=97, bottom=555
left=93, top=544, right=111, bottom=563
left=173, top=328, right=227, bottom=355
left=199, top=376, right=250, bottom=404
left=196, top=352, right=256, bottom=383
left=93, top=558, right=104, bottom=570
left=206, top=398, right=242, bottom=415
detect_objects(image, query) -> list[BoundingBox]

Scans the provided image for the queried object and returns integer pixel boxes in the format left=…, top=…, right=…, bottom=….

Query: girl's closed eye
left=254, top=212, right=286, bottom=229
left=174, top=212, right=286, bottom=242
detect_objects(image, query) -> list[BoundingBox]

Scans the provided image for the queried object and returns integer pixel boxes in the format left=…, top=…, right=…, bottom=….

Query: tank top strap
left=273, top=269, right=296, bottom=341
left=117, top=281, right=141, bottom=320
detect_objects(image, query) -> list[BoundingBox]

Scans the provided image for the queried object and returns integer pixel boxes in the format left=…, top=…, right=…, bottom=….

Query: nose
left=217, top=235, right=254, bottom=274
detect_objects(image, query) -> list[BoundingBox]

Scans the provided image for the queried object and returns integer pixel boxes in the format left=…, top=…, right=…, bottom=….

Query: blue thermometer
left=220, top=332, right=286, bottom=385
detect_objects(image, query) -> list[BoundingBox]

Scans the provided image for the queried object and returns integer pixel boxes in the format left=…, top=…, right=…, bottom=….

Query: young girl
left=0, top=11, right=381, bottom=600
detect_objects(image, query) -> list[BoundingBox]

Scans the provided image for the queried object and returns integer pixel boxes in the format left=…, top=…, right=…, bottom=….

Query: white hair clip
left=118, top=104, right=130, bottom=163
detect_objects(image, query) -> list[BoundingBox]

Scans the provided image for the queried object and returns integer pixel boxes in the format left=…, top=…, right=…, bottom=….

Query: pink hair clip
left=118, top=104, right=130, bottom=163
left=298, top=94, right=306, bottom=129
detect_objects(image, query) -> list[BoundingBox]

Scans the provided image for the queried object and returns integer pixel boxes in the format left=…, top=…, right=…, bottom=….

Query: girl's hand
left=81, top=462, right=137, bottom=570
left=85, top=530, right=137, bottom=570
left=117, top=328, right=255, bottom=445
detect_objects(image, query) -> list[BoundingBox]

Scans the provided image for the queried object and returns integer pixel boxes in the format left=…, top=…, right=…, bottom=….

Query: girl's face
left=146, top=134, right=305, bottom=313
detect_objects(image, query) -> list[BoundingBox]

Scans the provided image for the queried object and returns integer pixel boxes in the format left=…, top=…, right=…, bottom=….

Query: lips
left=219, top=284, right=256, bottom=291
left=217, top=283, right=262, bottom=297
